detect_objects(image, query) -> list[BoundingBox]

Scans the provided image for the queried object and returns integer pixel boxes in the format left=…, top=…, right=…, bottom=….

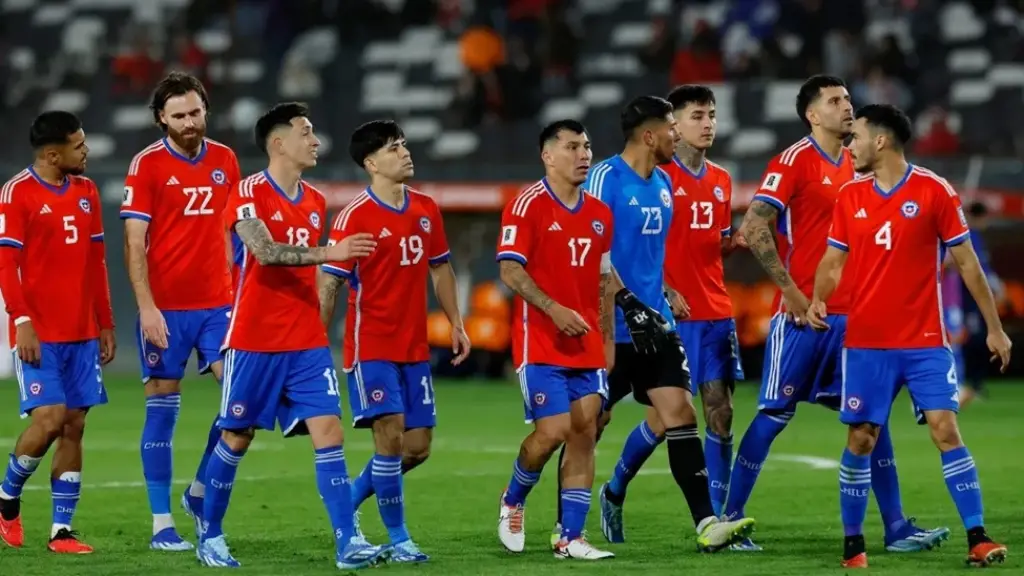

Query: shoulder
left=838, top=173, right=872, bottom=194
left=1, top=169, right=33, bottom=204
left=706, top=159, right=732, bottom=184
left=506, top=180, right=548, bottom=217
left=653, top=166, right=672, bottom=188
left=584, top=159, right=619, bottom=200
left=771, top=137, right=814, bottom=170
left=237, top=172, right=269, bottom=199
left=407, top=186, right=440, bottom=213
left=204, top=137, right=236, bottom=158
left=586, top=193, right=613, bottom=220
left=128, top=140, right=166, bottom=176
left=70, top=175, right=99, bottom=196
left=910, top=165, right=958, bottom=198
left=302, top=180, right=328, bottom=203
left=331, top=190, right=373, bottom=231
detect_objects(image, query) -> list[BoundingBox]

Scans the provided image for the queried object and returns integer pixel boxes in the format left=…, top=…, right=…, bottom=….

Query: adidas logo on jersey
left=548, top=222, right=562, bottom=231
left=822, top=176, right=832, bottom=185
left=628, top=197, right=639, bottom=206
left=854, top=208, right=868, bottom=219
left=379, top=227, right=392, bottom=238
left=271, top=211, right=284, bottom=221
left=674, top=187, right=686, bottom=196
left=40, top=204, right=52, bottom=214
left=167, top=176, right=179, bottom=185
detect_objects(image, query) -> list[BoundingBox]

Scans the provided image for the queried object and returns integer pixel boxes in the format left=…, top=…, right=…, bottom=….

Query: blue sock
left=315, top=446, right=355, bottom=551
left=723, top=411, right=791, bottom=519
left=0, top=453, right=42, bottom=499
left=559, top=488, right=591, bottom=541
left=141, top=393, right=180, bottom=515
left=608, top=421, right=663, bottom=497
left=839, top=448, right=871, bottom=536
left=51, top=472, right=81, bottom=527
left=503, top=459, right=541, bottom=507
left=351, top=460, right=374, bottom=509
left=704, top=430, right=733, bottom=517
left=371, top=454, right=408, bottom=544
left=941, top=446, right=984, bottom=529
left=871, top=426, right=906, bottom=534
left=192, top=417, right=221, bottom=493
left=201, top=439, right=245, bottom=541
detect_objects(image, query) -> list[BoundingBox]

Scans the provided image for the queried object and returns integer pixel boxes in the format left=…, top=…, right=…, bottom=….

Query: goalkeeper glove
left=615, top=288, right=671, bottom=354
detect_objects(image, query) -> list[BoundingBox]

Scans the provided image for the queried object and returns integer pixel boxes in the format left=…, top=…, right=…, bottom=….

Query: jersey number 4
left=875, top=221, right=892, bottom=251
left=182, top=187, right=215, bottom=216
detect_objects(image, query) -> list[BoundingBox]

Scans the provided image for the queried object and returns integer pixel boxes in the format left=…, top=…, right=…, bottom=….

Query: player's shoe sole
left=48, top=529, right=93, bottom=554
left=967, top=541, right=1007, bottom=567
left=841, top=552, right=868, bottom=568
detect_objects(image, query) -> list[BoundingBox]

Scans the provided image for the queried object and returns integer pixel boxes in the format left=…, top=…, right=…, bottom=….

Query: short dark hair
left=149, top=71, right=210, bottom=131
left=666, top=85, right=715, bottom=111
left=620, top=95, right=673, bottom=140
left=538, top=119, right=588, bottom=151
left=349, top=120, right=405, bottom=168
left=254, top=102, right=311, bottom=154
left=29, top=111, right=82, bottom=149
left=855, top=104, right=913, bottom=149
left=796, top=75, right=847, bottom=129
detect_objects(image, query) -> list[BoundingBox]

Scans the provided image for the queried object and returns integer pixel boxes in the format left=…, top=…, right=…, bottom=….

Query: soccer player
left=196, top=102, right=387, bottom=569
left=555, top=95, right=755, bottom=551
left=809, top=103, right=1010, bottom=568
left=317, top=120, right=471, bottom=563
left=121, top=72, right=241, bottom=550
left=726, top=75, right=947, bottom=551
left=494, top=119, right=619, bottom=560
left=0, top=111, right=116, bottom=553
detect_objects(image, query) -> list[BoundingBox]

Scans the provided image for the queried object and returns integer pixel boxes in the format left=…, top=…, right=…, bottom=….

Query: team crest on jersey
left=371, top=389, right=385, bottom=403
left=591, top=220, right=605, bottom=236
left=78, top=198, right=91, bottom=213
left=309, top=212, right=321, bottom=230
left=533, top=392, right=546, bottom=406
left=660, top=188, right=672, bottom=208
left=146, top=351, right=160, bottom=366
left=29, top=382, right=42, bottom=396
left=846, top=396, right=862, bottom=412
left=419, top=216, right=431, bottom=233
left=229, top=402, right=246, bottom=417
left=900, top=201, right=920, bottom=219
left=713, top=186, right=725, bottom=202
left=211, top=168, right=227, bottom=185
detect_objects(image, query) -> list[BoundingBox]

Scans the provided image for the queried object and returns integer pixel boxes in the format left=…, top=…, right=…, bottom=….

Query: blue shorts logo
left=782, top=384, right=794, bottom=396
left=230, top=402, right=246, bottom=417
left=846, top=396, right=862, bottom=411
left=29, top=382, right=42, bottom=396
left=211, top=169, right=227, bottom=185
left=533, top=392, right=546, bottom=406
left=592, top=220, right=605, bottom=235
left=146, top=351, right=160, bottom=366
left=78, top=198, right=91, bottom=213
left=371, top=389, right=385, bottom=403
left=309, top=212, right=321, bottom=230
left=419, top=216, right=431, bottom=233
left=901, top=201, right=920, bottom=218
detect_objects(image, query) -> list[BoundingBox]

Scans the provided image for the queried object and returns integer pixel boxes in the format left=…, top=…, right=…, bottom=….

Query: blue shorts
left=842, top=347, right=959, bottom=426
left=15, top=340, right=106, bottom=416
left=218, top=347, right=342, bottom=434
left=758, top=313, right=846, bottom=412
left=137, top=306, right=231, bottom=382
left=518, top=364, right=607, bottom=423
left=675, top=318, right=744, bottom=392
left=346, top=361, right=436, bottom=429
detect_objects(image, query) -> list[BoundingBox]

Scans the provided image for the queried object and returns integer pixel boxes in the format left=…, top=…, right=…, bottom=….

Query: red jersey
left=0, top=168, right=113, bottom=342
left=753, top=137, right=855, bottom=314
left=827, top=165, right=969, bottom=349
left=325, top=187, right=450, bottom=371
left=496, top=180, right=613, bottom=370
left=663, top=157, right=734, bottom=321
left=222, top=171, right=329, bottom=352
left=121, top=138, right=240, bottom=310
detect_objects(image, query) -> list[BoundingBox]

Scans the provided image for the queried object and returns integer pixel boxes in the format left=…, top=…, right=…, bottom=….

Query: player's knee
left=403, top=429, right=432, bottom=468
left=221, top=428, right=254, bottom=452
left=371, top=415, right=405, bottom=456
left=30, top=405, right=67, bottom=441
left=144, top=378, right=182, bottom=397
left=705, top=402, right=733, bottom=437
left=927, top=414, right=962, bottom=451
left=61, top=410, right=87, bottom=443
left=306, top=415, right=345, bottom=448
left=644, top=407, right=666, bottom=437
left=534, top=416, right=572, bottom=448
left=846, top=424, right=878, bottom=456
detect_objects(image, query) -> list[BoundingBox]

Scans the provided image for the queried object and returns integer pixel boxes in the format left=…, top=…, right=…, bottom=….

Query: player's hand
left=328, top=233, right=377, bottom=261
left=732, top=233, right=749, bottom=249
left=548, top=303, right=591, bottom=337
left=986, top=329, right=1012, bottom=373
left=140, top=306, right=169, bottom=349
left=805, top=299, right=830, bottom=331
left=615, top=289, right=671, bottom=355
left=450, top=323, right=471, bottom=366
left=15, top=321, right=41, bottom=366
left=665, top=287, right=690, bottom=320
left=99, top=328, right=117, bottom=365
left=782, top=288, right=811, bottom=327
left=604, top=339, right=615, bottom=373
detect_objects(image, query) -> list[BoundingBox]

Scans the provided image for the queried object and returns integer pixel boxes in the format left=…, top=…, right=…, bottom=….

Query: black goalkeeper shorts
left=606, top=340, right=691, bottom=409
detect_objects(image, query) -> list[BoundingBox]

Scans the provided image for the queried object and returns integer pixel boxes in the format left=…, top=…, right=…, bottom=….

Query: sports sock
left=559, top=488, right=591, bottom=541
left=351, top=459, right=374, bottom=509
left=191, top=416, right=221, bottom=498
left=704, top=429, right=733, bottom=517
left=607, top=420, right=662, bottom=503
left=871, top=425, right=906, bottom=534
left=940, top=446, right=984, bottom=530
left=141, top=393, right=180, bottom=525
left=51, top=471, right=81, bottom=535
left=0, top=453, right=42, bottom=502
left=201, top=439, right=246, bottom=541
left=371, top=454, right=409, bottom=544
left=723, top=411, right=791, bottom=519
left=555, top=445, right=565, bottom=523
left=665, top=425, right=715, bottom=525
left=315, top=446, right=355, bottom=551
left=503, top=458, right=541, bottom=508
left=839, top=448, right=871, bottom=537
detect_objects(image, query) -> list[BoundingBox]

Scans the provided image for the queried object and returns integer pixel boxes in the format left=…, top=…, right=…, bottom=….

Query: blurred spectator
left=498, top=37, right=542, bottom=120
left=455, top=21, right=506, bottom=127
left=641, top=15, right=678, bottom=73
left=506, top=0, right=550, bottom=48
left=111, top=24, right=163, bottom=95
left=914, top=105, right=961, bottom=156
left=670, top=20, right=724, bottom=85
left=167, top=32, right=209, bottom=85
left=852, top=65, right=912, bottom=110
left=539, top=0, right=581, bottom=94
left=875, top=34, right=916, bottom=83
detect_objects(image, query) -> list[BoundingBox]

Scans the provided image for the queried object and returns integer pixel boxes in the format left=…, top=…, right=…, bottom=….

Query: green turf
left=0, top=377, right=1020, bottom=575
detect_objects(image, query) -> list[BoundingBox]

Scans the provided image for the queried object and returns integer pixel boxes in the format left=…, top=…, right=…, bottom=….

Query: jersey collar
left=872, top=163, right=913, bottom=198
left=27, top=165, right=69, bottom=195
left=263, top=169, right=304, bottom=205
left=672, top=154, right=706, bottom=179
left=807, top=136, right=844, bottom=167
left=162, top=137, right=207, bottom=165
left=365, top=185, right=409, bottom=214
left=542, top=178, right=583, bottom=213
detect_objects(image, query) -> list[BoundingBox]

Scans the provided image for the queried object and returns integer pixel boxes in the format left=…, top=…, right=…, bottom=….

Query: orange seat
left=471, top=281, right=511, bottom=320
left=427, top=311, right=452, bottom=348
left=465, top=316, right=511, bottom=353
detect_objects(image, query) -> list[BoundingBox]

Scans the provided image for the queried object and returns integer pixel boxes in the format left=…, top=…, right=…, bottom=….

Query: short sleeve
left=718, top=173, right=734, bottom=237
left=121, top=155, right=155, bottom=221
left=826, top=196, right=850, bottom=252
left=584, top=164, right=618, bottom=212
left=427, top=202, right=450, bottom=265
left=227, top=151, right=242, bottom=187
left=752, top=156, right=798, bottom=213
left=223, top=180, right=259, bottom=231
left=321, top=201, right=360, bottom=279
left=88, top=181, right=104, bottom=242
left=0, top=185, right=26, bottom=248
left=496, top=200, right=535, bottom=266
left=600, top=210, right=614, bottom=274
left=935, top=183, right=970, bottom=247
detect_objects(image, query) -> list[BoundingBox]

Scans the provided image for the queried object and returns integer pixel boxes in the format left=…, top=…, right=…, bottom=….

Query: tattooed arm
left=235, top=219, right=336, bottom=266
left=317, top=269, right=347, bottom=329
left=599, top=271, right=614, bottom=342
left=739, top=200, right=797, bottom=291
left=499, top=259, right=555, bottom=311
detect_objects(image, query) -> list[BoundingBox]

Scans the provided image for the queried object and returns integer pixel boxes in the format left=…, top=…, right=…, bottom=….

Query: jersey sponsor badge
left=591, top=220, right=605, bottom=236
left=761, top=172, right=782, bottom=192
left=309, top=211, right=321, bottom=230
left=500, top=225, right=517, bottom=246
left=419, top=216, right=431, bottom=233
left=660, top=188, right=672, bottom=208
left=900, top=200, right=920, bottom=218
left=122, top=185, right=134, bottom=206
left=211, top=168, right=227, bottom=185
left=237, top=202, right=257, bottom=220
left=713, top=186, right=725, bottom=202
left=78, top=198, right=91, bottom=213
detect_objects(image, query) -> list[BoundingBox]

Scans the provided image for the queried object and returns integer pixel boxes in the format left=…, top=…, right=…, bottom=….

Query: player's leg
left=553, top=370, right=613, bottom=560
left=1, top=345, right=70, bottom=548
left=907, top=348, right=1006, bottom=567
left=500, top=365, right=573, bottom=553
left=697, top=319, right=742, bottom=517
left=836, top=348, right=900, bottom=568
left=137, top=310, right=195, bottom=549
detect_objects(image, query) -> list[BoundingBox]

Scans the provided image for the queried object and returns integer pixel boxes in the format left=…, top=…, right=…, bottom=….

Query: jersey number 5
left=875, top=221, right=892, bottom=251
left=183, top=186, right=215, bottom=216
left=690, top=201, right=713, bottom=229
left=63, top=215, right=78, bottom=244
